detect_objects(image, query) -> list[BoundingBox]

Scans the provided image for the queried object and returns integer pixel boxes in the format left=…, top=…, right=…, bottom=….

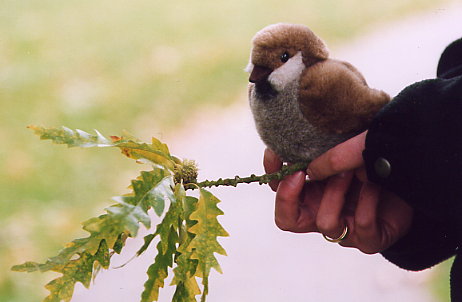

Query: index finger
left=307, top=131, right=367, bottom=181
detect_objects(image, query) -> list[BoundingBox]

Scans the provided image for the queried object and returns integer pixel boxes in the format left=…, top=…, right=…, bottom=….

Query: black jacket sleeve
left=362, top=38, right=462, bottom=301
left=363, top=75, right=462, bottom=229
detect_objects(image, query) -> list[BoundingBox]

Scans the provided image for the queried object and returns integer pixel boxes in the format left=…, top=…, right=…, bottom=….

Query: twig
left=183, top=162, right=308, bottom=190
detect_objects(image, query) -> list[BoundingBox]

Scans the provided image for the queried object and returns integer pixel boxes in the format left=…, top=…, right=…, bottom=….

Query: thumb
left=274, top=171, right=306, bottom=231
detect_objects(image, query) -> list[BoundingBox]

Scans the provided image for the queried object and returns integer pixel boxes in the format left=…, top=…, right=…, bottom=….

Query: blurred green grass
left=431, top=258, right=453, bottom=302
left=0, top=0, right=450, bottom=300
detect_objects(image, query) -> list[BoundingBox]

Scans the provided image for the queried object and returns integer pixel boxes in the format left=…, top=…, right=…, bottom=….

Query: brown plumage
left=247, top=23, right=390, bottom=163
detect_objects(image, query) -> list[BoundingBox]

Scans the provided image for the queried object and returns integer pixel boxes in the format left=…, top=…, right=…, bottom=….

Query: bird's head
left=246, top=23, right=329, bottom=93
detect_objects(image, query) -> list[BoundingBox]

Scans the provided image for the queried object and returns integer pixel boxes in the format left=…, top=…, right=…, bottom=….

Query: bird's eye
left=280, top=52, right=290, bottom=63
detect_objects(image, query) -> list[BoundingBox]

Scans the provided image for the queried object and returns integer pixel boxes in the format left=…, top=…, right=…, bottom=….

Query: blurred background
left=0, top=0, right=458, bottom=301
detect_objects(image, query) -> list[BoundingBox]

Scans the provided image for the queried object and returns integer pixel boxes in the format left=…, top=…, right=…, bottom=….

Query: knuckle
left=316, top=215, right=338, bottom=235
left=355, top=215, right=375, bottom=231
left=358, top=246, right=378, bottom=255
left=355, top=167, right=368, bottom=182
left=327, top=150, right=345, bottom=174
left=274, top=217, right=292, bottom=232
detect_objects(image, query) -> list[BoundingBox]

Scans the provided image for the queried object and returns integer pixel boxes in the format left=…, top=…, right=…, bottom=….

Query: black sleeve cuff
left=381, top=211, right=458, bottom=271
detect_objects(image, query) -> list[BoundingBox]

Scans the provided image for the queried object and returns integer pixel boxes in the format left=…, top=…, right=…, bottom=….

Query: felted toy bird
left=246, top=23, right=390, bottom=163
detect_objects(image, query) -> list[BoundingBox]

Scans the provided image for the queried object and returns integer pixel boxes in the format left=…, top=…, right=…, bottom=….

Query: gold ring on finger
left=322, top=225, right=349, bottom=243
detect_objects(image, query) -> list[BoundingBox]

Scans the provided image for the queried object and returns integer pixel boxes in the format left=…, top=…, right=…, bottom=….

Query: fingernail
left=306, top=168, right=313, bottom=181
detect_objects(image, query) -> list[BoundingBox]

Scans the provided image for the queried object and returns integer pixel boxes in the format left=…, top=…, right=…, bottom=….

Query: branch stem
left=184, top=162, right=308, bottom=190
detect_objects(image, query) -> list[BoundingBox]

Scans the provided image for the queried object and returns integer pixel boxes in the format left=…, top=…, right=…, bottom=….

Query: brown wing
left=340, top=60, right=367, bottom=84
left=298, top=59, right=390, bottom=134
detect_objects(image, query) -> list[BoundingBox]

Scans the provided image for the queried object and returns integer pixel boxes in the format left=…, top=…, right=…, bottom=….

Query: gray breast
left=249, top=81, right=351, bottom=163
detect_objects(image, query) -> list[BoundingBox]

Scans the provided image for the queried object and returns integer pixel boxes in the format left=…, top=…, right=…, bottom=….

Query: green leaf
left=28, top=125, right=177, bottom=170
left=11, top=261, right=42, bottom=273
left=13, top=168, right=172, bottom=274
left=28, top=125, right=113, bottom=148
left=168, top=194, right=202, bottom=302
left=141, top=228, right=178, bottom=302
left=139, top=184, right=186, bottom=301
left=156, top=184, right=184, bottom=249
left=106, top=199, right=151, bottom=236
left=176, top=196, right=198, bottom=258
left=142, top=242, right=170, bottom=302
left=123, top=169, right=174, bottom=215
left=141, top=184, right=198, bottom=302
left=42, top=240, right=110, bottom=302
left=136, top=184, right=184, bottom=258
left=144, top=173, right=175, bottom=217
left=13, top=167, right=179, bottom=302
left=113, top=232, right=128, bottom=254
left=12, top=235, right=107, bottom=273
left=183, top=196, right=199, bottom=229
left=20, top=126, right=230, bottom=302
left=137, top=234, right=156, bottom=257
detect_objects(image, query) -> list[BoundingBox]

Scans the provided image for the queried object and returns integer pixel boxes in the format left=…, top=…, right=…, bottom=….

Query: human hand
left=264, top=133, right=414, bottom=254
left=264, top=148, right=325, bottom=233
left=307, top=131, right=367, bottom=181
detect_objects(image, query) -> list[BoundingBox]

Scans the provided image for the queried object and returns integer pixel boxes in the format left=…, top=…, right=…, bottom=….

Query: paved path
left=73, top=3, right=462, bottom=301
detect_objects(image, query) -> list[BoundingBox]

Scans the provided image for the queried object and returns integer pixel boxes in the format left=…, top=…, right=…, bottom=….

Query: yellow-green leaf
left=116, top=141, right=176, bottom=171
left=189, top=189, right=228, bottom=274
left=185, top=189, right=229, bottom=301
left=171, top=250, right=201, bottom=302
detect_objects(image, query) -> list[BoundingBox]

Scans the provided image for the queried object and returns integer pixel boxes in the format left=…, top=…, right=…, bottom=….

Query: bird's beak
left=249, top=65, right=273, bottom=83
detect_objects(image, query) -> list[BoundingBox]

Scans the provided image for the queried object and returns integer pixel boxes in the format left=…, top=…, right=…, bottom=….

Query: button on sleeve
left=374, top=157, right=391, bottom=179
